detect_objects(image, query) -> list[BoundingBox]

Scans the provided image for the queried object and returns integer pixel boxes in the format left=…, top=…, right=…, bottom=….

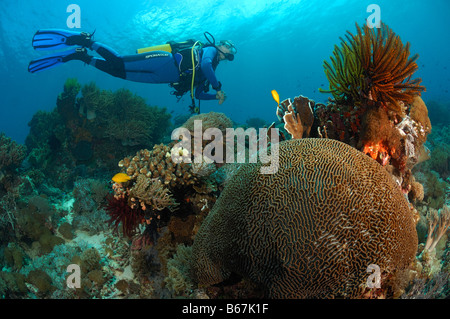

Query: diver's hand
left=216, top=90, right=226, bottom=104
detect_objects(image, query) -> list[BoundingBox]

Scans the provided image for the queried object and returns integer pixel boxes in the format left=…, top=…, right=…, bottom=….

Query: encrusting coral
left=191, top=138, right=418, bottom=298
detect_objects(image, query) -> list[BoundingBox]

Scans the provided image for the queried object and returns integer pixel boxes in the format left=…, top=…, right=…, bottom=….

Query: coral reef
left=118, top=144, right=198, bottom=188
left=24, top=79, right=172, bottom=190
left=319, top=22, right=425, bottom=116
left=182, top=111, right=233, bottom=135
left=0, top=133, right=26, bottom=174
left=164, top=244, right=194, bottom=297
left=106, top=193, right=145, bottom=238
left=107, top=140, right=220, bottom=241
left=181, top=111, right=234, bottom=152
left=274, top=22, right=431, bottom=202
left=312, top=23, right=430, bottom=199
left=0, top=133, right=26, bottom=205
left=130, top=175, right=179, bottom=212
left=0, top=78, right=234, bottom=300
left=0, top=79, right=183, bottom=300
left=191, top=138, right=418, bottom=298
left=71, top=178, right=111, bottom=235
left=412, top=123, right=450, bottom=211
left=244, top=117, right=269, bottom=129
left=426, top=100, right=450, bottom=126
left=1, top=20, right=447, bottom=301
left=267, top=21, right=448, bottom=299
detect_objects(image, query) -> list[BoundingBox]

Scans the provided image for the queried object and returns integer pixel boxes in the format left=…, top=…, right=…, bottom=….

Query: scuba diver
left=28, top=29, right=237, bottom=113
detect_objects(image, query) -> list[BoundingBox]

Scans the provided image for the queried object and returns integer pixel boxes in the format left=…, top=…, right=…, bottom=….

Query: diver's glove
left=216, top=90, right=226, bottom=105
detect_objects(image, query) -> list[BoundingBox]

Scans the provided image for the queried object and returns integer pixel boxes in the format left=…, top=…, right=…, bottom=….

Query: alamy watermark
left=66, top=264, right=81, bottom=288
left=66, top=4, right=81, bottom=28
left=366, top=264, right=381, bottom=288
left=366, top=4, right=381, bottom=28
left=171, top=120, right=280, bottom=174
left=65, top=261, right=382, bottom=290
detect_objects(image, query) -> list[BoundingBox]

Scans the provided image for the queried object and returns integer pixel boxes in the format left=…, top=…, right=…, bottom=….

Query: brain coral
left=191, top=138, right=418, bottom=298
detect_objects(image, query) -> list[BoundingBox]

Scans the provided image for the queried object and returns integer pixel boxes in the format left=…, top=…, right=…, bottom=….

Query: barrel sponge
left=191, top=138, right=418, bottom=298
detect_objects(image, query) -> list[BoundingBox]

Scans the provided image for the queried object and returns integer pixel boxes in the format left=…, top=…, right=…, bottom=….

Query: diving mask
left=218, top=40, right=237, bottom=61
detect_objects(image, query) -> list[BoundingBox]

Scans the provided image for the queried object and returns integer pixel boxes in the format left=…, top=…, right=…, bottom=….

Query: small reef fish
left=271, top=89, right=280, bottom=107
left=112, top=173, right=131, bottom=183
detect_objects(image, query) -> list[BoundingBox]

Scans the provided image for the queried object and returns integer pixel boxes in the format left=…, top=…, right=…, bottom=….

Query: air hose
left=190, top=40, right=200, bottom=113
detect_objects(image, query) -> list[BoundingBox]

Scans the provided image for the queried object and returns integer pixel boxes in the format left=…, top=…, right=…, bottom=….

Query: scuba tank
left=136, top=39, right=197, bottom=54
left=136, top=33, right=220, bottom=114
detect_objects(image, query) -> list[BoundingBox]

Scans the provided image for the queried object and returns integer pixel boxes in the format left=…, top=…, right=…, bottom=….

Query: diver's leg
left=60, top=40, right=179, bottom=83
left=88, top=42, right=126, bottom=78
left=121, top=51, right=180, bottom=83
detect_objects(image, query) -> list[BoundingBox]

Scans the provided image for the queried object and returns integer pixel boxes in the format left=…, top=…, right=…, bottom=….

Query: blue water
left=1, top=0, right=449, bottom=144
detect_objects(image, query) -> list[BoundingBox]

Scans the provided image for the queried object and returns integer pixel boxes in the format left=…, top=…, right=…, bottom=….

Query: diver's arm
left=200, top=47, right=221, bottom=90
left=195, top=86, right=226, bottom=103
left=195, top=82, right=217, bottom=100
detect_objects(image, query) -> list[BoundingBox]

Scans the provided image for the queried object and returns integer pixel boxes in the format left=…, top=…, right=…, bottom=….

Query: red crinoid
left=106, top=194, right=144, bottom=238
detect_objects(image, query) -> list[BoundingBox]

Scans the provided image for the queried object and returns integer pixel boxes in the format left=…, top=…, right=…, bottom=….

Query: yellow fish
left=112, top=173, right=131, bottom=183
left=271, top=90, right=280, bottom=107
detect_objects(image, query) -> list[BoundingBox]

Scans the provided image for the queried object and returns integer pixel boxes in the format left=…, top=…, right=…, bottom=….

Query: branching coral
left=0, top=192, right=18, bottom=232
left=108, top=143, right=203, bottom=238
left=165, top=244, right=195, bottom=297
left=87, top=87, right=172, bottom=147
left=62, top=77, right=81, bottom=100
left=129, top=175, right=179, bottom=212
left=320, top=22, right=425, bottom=116
left=424, top=205, right=450, bottom=252
left=104, top=119, right=152, bottom=147
left=119, top=144, right=198, bottom=188
left=0, top=133, right=26, bottom=172
left=108, top=138, right=224, bottom=247
left=78, top=82, right=113, bottom=120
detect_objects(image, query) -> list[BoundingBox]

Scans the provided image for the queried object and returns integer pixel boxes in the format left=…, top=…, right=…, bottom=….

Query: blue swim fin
left=32, top=29, right=94, bottom=50
left=28, top=47, right=90, bottom=73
